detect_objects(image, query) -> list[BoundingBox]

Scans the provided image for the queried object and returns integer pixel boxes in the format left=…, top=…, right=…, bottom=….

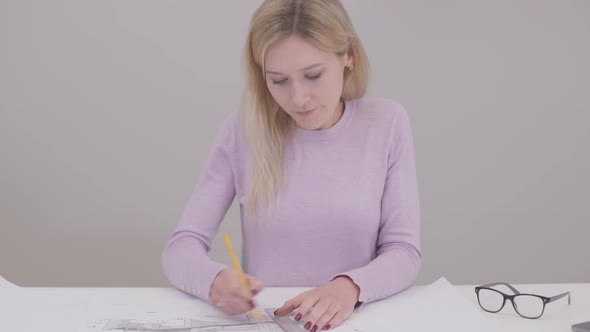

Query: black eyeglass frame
left=474, top=282, right=571, bottom=319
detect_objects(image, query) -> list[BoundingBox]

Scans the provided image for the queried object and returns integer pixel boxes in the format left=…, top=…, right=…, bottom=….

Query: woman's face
left=264, top=35, right=352, bottom=130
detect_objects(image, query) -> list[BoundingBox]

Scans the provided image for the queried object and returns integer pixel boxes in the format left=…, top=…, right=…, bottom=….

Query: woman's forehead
left=264, top=35, right=338, bottom=74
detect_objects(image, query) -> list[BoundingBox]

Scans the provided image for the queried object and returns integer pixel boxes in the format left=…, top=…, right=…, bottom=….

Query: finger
left=323, top=309, right=352, bottom=330
left=314, top=303, right=338, bottom=331
left=223, top=296, right=255, bottom=315
left=230, top=285, right=255, bottom=303
left=302, top=300, right=330, bottom=332
left=246, top=275, right=264, bottom=295
left=274, top=295, right=303, bottom=316
left=234, top=297, right=256, bottom=314
left=214, top=292, right=240, bottom=310
left=293, top=296, right=320, bottom=325
left=210, top=287, right=229, bottom=309
left=227, top=276, right=256, bottom=302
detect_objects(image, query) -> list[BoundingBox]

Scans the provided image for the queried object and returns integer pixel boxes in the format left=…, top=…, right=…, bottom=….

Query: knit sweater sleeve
left=161, top=114, right=238, bottom=302
left=335, top=102, right=422, bottom=307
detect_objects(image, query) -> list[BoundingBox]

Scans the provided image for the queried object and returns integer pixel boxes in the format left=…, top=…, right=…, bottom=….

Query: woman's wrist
left=333, top=275, right=360, bottom=302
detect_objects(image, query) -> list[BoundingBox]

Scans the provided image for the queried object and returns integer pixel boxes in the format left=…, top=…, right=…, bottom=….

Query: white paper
left=76, top=293, right=290, bottom=332
left=79, top=315, right=283, bottom=331
left=0, top=275, right=19, bottom=289
left=340, top=277, right=498, bottom=332
left=75, top=277, right=497, bottom=332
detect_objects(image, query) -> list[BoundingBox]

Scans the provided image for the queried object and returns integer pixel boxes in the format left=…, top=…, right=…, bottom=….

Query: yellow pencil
left=223, top=232, right=261, bottom=319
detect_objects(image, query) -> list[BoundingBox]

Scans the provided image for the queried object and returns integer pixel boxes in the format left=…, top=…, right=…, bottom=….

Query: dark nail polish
left=322, top=324, right=331, bottom=330
left=251, top=289, right=258, bottom=295
left=273, top=310, right=278, bottom=315
left=304, top=322, right=312, bottom=330
left=311, top=325, right=318, bottom=332
left=295, top=313, right=302, bottom=321
left=249, top=301, right=255, bottom=307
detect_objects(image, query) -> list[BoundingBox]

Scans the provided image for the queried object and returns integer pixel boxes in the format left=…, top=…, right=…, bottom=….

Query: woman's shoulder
left=349, top=97, right=410, bottom=127
left=222, top=109, right=257, bottom=137
left=209, top=111, right=247, bottom=155
left=220, top=110, right=241, bottom=131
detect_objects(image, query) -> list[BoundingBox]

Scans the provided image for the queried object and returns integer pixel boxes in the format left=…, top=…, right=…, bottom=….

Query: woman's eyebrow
left=265, top=63, right=324, bottom=75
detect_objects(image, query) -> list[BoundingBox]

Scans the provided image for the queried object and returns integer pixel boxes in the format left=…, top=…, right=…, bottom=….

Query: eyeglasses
left=474, top=282, right=571, bottom=319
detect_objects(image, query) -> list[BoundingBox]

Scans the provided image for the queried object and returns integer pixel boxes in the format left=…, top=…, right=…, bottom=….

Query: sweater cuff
left=186, top=261, right=228, bottom=301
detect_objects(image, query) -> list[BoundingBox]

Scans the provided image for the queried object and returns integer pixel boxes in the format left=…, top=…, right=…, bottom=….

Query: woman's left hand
left=274, top=276, right=360, bottom=331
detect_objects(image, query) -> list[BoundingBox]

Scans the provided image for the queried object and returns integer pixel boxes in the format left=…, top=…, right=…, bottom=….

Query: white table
left=1, top=282, right=588, bottom=332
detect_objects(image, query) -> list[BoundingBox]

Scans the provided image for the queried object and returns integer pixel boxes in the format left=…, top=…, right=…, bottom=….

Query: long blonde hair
left=243, top=0, right=369, bottom=216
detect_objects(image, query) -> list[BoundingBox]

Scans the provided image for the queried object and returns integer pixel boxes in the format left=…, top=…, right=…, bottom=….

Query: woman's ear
left=345, top=47, right=354, bottom=67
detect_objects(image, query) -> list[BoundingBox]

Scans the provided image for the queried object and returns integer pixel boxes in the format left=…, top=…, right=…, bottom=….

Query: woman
left=162, top=0, right=422, bottom=330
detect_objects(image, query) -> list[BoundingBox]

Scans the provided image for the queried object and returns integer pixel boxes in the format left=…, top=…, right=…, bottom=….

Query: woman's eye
left=306, top=73, right=322, bottom=80
left=271, top=73, right=321, bottom=85
left=272, top=78, right=288, bottom=85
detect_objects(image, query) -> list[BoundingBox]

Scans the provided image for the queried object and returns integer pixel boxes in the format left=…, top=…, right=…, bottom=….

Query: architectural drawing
left=80, top=309, right=290, bottom=332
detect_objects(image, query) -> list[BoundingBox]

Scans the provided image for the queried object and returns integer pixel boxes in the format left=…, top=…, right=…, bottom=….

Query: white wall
left=1, top=0, right=588, bottom=287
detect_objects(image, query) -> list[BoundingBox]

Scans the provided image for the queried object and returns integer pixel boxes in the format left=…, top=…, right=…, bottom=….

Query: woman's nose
left=290, top=82, right=310, bottom=108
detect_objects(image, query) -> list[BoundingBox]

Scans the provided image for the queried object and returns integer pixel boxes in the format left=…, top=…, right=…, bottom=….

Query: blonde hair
left=243, top=0, right=369, bottom=216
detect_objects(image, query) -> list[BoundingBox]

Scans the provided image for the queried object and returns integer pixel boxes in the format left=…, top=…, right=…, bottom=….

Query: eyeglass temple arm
left=548, top=292, right=571, bottom=305
left=479, top=282, right=521, bottom=294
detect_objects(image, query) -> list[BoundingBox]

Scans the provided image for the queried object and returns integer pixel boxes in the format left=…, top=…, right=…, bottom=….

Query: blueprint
left=79, top=309, right=287, bottom=332
left=75, top=278, right=498, bottom=332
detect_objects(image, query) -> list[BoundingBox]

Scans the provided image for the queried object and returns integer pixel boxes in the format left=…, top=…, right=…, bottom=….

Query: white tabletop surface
left=1, top=281, right=588, bottom=332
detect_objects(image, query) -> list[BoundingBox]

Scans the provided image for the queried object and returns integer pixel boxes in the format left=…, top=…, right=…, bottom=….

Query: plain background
left=1, top=0, right=589, bottom=287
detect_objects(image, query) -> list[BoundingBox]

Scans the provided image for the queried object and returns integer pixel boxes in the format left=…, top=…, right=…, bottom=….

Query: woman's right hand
left=209, top=268, right=264, bottom=315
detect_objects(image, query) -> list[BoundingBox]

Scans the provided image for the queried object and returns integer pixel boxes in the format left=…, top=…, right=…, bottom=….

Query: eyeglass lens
left=478, top=289, right=544, bottom=318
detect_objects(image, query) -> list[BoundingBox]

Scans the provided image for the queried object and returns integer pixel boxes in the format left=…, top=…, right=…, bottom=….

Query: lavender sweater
left=162, top=98, right=422, bottom=305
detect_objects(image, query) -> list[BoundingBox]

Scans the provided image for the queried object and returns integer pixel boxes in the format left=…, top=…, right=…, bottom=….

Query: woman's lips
left=296, top=107, right=317, bottom=117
